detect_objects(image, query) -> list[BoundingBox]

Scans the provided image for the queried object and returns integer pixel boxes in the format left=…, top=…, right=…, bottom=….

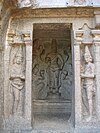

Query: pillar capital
left=7, top=29, right=24, bottom=45
left=75, top=30, right=84, bottom=45
left=91, top=30, right=100, bottom=44
left=22, top=31, right=32, bottom=45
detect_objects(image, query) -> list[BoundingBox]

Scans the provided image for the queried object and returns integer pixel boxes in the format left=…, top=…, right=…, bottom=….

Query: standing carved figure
left=81, top=46, right=95, bottom=121
left=10, top=46, right=25, bottom=115
left=45, top=39, right=64, bottom=98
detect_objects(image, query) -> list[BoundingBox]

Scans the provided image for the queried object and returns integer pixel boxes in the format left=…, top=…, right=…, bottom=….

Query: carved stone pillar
left=74, top=30, right=84, bottom=126
left=23, top=32, right=32, bottom=126
left=4, top=30, right=15, bottom=118
left=4, top=30, right=33, bottom=131
left=91, top=30, right=100, bottom=121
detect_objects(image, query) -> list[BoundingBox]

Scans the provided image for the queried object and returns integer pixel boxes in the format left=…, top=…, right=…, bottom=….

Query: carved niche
left=9, top=43, right=25, bottom=116
left=77, top=23, right=96, bottom=121
left=32, top=24, right=72, bottom=101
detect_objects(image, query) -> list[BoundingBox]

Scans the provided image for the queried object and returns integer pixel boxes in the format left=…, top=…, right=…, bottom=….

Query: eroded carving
left=81, top=46, right=95, bottom=121
left=32, top=41, right=47, bottom=99
left=32, top=38, right=72, bottom=100
left=74, top=0, right=86, bottom=5
left=9, top=45, right=25, bottom=115
left=18, top=0, right=38, bottom=8
left=79, top=23, right=93, bottom=43
left=7, top=29, right=26, bottom=44
left=61, top=64, right=72, bottom=100
left=45, top=39, right=64, bottom=99
left=74, top=0, right=93, bottom=5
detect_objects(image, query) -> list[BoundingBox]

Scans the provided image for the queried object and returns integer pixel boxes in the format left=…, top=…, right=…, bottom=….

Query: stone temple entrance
left=32, top=23, right=73, bottom=130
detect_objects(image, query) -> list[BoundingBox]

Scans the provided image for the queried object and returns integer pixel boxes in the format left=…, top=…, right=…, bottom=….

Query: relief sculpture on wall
left=32, top=40, right=47, bottom=99
left=9, top=45, right=25, bottom=115
left=45, top=39, right=64, bottom=99
left=81, top=46, right=95, bottom=121
left=32, top=38, right=72, bottom=101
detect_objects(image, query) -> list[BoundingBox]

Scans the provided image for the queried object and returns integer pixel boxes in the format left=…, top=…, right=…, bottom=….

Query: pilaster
left=23, top=32, right=32, bottom=125
left=74, top=30, right=84, bottom=126
left=4, top=30, right=32, bottom=132
left=91, top=30, right=100, bottom=121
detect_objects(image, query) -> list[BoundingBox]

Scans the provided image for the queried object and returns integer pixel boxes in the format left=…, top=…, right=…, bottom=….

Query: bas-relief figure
left=45, top=39, right=64, bottom=99
left=32, top=41, right=47, bottom=99
left=32, top=38, right=72, bottom=100
left=9, top=45, right=25, bottom=115
left=32, top=64, right=47, bottom=99
left=61, top=64, right=72, bottom=100
left=81, top=46, right=95, bottom=121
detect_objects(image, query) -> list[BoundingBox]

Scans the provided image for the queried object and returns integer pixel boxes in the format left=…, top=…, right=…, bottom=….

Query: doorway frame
left=4, top=17, right=83, bottom=130
left=26, top=22, right=75, bottom=127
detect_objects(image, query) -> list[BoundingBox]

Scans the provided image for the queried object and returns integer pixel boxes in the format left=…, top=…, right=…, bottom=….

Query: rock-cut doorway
left=32, top=23, right=73, bottom=131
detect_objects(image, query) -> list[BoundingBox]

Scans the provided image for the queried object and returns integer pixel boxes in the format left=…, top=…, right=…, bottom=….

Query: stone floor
left=1, top=113, right=100, bottom=133
left=33, top=113, right=72, bottom=131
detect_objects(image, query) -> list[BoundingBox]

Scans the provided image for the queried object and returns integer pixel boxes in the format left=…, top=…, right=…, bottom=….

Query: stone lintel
left=11, top=7, right=95, bottom=19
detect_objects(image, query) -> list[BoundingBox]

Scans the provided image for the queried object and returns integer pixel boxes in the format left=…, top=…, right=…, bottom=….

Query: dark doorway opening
left=32, top=23, right=73, bottom=131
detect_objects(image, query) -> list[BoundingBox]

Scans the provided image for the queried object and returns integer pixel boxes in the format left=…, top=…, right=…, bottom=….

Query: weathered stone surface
left=1, top=0, right=100, bottom=133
